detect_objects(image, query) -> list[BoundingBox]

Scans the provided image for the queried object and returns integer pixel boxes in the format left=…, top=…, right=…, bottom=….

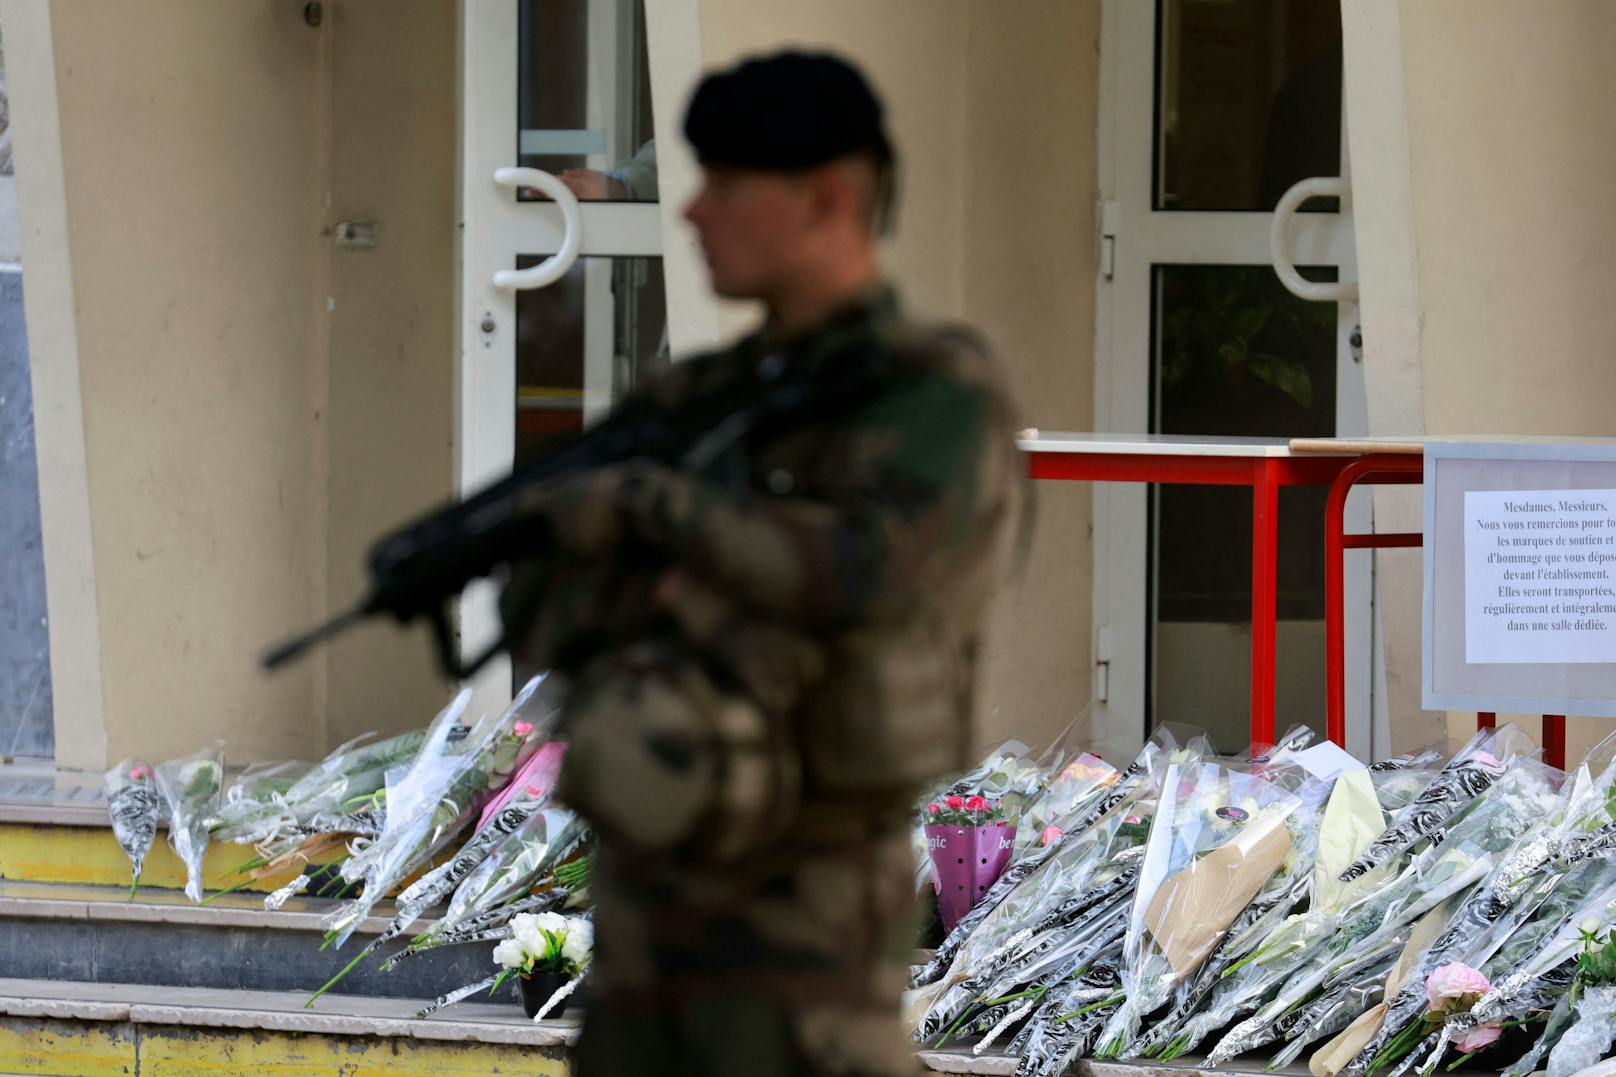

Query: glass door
left=457, top=0, right=706, bottom=708
left=1095, top=0, right=1371, bottom=758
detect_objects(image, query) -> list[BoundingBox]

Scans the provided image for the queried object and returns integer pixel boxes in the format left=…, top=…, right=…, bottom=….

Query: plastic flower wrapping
left=320, top=677, right=552, bottom=949
left=892, top=721, right=1616, bottom=1077
left=153, top=747, right=224, bottom=903
left=98, top=688, right=1616, bottom=1062
left=103, top=758, right=161, bottom=896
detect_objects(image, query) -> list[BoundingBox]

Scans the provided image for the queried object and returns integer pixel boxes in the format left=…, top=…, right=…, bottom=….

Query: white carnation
left=492, top=938, right=527, bottom=970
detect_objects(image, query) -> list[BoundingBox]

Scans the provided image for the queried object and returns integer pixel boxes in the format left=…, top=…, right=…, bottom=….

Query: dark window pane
left=1149, top=264, right=1337, bottom=751
left=1156, top=0, right=1342, bottom=212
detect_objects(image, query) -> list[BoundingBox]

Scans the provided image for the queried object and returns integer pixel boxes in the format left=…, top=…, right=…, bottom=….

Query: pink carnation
left=1041, top=825, right=1062, bottom=846
left=1453, top=1024, right=1502, bottom=1054
left=1426, top=963, right=1491, bottom=1009
left=1470, top=750, right=1501, bottom=769
left=525, top=785, right=543, bottom=797
left=130, top=766, right=149, bottom=780
left=512, top=720, right=533, bottom=737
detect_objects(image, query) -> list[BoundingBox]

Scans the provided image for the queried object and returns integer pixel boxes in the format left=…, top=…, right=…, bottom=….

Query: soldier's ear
left=803, top=162, right=859, bottom=231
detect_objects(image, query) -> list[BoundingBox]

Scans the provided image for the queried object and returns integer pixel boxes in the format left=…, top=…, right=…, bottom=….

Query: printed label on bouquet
left=1291, top=741, right=1365, bottom=781
left=1464, top=488, right=1616, bottom=664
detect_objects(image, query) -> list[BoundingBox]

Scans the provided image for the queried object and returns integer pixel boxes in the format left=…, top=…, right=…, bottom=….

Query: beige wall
left=19, top=0, right=459, bottom=767
left=1392, top=0, right=1616, bottom=760
left=46, top=1, right=331, bottom=766
left=698, top=0, right=1101, bottom=754
left=1402, top=1, right=1616, bottom=441
left=22, top=0, right=1097, bottom=768
left=323, top=0, right=456, bottom=745
left=958, top=4, right=1099, bottom=756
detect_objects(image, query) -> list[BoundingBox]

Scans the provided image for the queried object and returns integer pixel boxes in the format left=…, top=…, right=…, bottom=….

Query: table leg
left=1543, top=715, right=1566, bottom=770
left=1250, top=461, right=1279, bottom=751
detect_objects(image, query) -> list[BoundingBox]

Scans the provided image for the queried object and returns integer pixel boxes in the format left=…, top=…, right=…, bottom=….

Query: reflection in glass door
left=1096, top=0, right=1368, bottom=758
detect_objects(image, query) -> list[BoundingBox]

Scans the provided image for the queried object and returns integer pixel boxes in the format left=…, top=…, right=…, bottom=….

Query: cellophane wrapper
left=103, top=758, right=161, bottom=889
left=154, top=747, right=224, bottom=903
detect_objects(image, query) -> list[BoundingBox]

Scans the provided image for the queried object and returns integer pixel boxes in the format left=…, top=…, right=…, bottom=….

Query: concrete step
left=0, top=976, right=571, bottom=1076
left=0, top=879, right=514, bottom=1004
left=0, top=762, right=503, bottom=1004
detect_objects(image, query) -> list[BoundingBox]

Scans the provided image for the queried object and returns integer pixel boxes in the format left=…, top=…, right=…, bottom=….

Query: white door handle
left=1269, top=177, right=1357, bottom=302
left=491, top=167, right=581, bottom=289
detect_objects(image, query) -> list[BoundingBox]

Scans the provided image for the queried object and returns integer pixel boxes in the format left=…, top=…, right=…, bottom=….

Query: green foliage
left=1576, top=924, right=1616, bottom=985
left=1159, top=266, right=1333, bottom=410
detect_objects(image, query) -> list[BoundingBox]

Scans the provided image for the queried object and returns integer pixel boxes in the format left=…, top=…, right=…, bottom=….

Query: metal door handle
left=491, top=167, right=581, bottom=289
left=1269, top=177, right=1357, bottom=302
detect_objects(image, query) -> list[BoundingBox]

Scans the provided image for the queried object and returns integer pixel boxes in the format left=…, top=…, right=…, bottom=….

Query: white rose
left=560, top=919, right=593, bottom=970
left=492, top=938, right=528, bottom=970
left=531, top=911, right=568, bottom=936
left=510, top=914, right=547, bottom=958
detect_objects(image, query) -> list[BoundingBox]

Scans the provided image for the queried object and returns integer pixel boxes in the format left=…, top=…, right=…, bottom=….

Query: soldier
left=509, top=50, right=1023, bottom=1076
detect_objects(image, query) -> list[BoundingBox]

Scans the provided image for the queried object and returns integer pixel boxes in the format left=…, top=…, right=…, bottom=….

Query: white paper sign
left=1463, top=488, right=1616, bottom=664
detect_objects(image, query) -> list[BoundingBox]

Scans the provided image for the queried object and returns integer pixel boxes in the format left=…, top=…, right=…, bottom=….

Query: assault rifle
left=261, top=344, right=890, bottom=680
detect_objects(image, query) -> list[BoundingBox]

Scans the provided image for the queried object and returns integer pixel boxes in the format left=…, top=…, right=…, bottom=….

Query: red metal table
left=1292, top=437, right=1570, bottom=768
left=1019, top=434, right=1356, bottom=752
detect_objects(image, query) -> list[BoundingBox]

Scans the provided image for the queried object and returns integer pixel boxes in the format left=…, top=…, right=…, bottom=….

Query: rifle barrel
left=260, top=603, right=370, bottom=670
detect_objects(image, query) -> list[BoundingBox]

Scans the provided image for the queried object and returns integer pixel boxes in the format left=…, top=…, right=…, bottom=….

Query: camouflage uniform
left=511, top=286, right=1021, bottom=1075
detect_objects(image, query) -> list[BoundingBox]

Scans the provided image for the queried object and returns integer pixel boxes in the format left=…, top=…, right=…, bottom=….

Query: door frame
left=454, top=0, right=712, bottom=710
left=1093, top=0, right=1373, bottom=760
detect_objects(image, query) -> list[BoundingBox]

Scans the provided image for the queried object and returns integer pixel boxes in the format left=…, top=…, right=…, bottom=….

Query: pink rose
left=512, top=720, right=534, bottom=737
left=927, top=803, right=942, bottom=814
left=1426, top=963, right=1491, bottom=1010
left=1453, top=1024, right=1502, bottom=1054
left=1041, top=825, right=1062, bottom=846
left=1469, top=750, right=1501, bottom=770
left=945, top=795, right=965, bottom=810
left=525, top=785, right=543, bottom=797
left=130, top=766, right=149, bottom=780
left=966, top=795, right=988, bottom=812
left=1124, top=814, right=1144, bottom=826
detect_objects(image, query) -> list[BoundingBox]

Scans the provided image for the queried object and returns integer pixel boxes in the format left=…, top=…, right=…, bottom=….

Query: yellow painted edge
left=0, top=822, right=450, bottom=898
left=0, top=822, right=306, bottom=893
left=0, top=1015, right=572, bottom=1077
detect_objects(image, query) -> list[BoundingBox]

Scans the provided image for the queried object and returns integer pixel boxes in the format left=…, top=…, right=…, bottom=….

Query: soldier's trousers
left=554, top=645, right=925, bottom=1076
left=571, top=843, right=924, bottom=1077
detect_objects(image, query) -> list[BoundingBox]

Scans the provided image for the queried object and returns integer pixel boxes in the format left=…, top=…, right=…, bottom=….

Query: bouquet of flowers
left=154, top=747, right=223, bottom=903
left=221, top=729, right=428, bottom=851
left=103, top=758, right=161, bottom=897
left=494, top=911, right=593, bottom=1019
left=321, top=681, right=547, bottom=950
left=926, top=794, right=1017, bottom=932
left=207, top=759, right=310, bottom=842
left=911, top=735, right=1198, bottom=1055
left=1096, top=762, right=1306, bottom=1057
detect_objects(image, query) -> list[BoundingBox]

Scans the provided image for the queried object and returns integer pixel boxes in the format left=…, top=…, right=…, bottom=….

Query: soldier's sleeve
left=607, top=345, right=1018, bottom=630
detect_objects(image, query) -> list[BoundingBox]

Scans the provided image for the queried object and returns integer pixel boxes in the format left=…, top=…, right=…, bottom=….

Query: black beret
left=684, top=50, right=893, bottom=171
